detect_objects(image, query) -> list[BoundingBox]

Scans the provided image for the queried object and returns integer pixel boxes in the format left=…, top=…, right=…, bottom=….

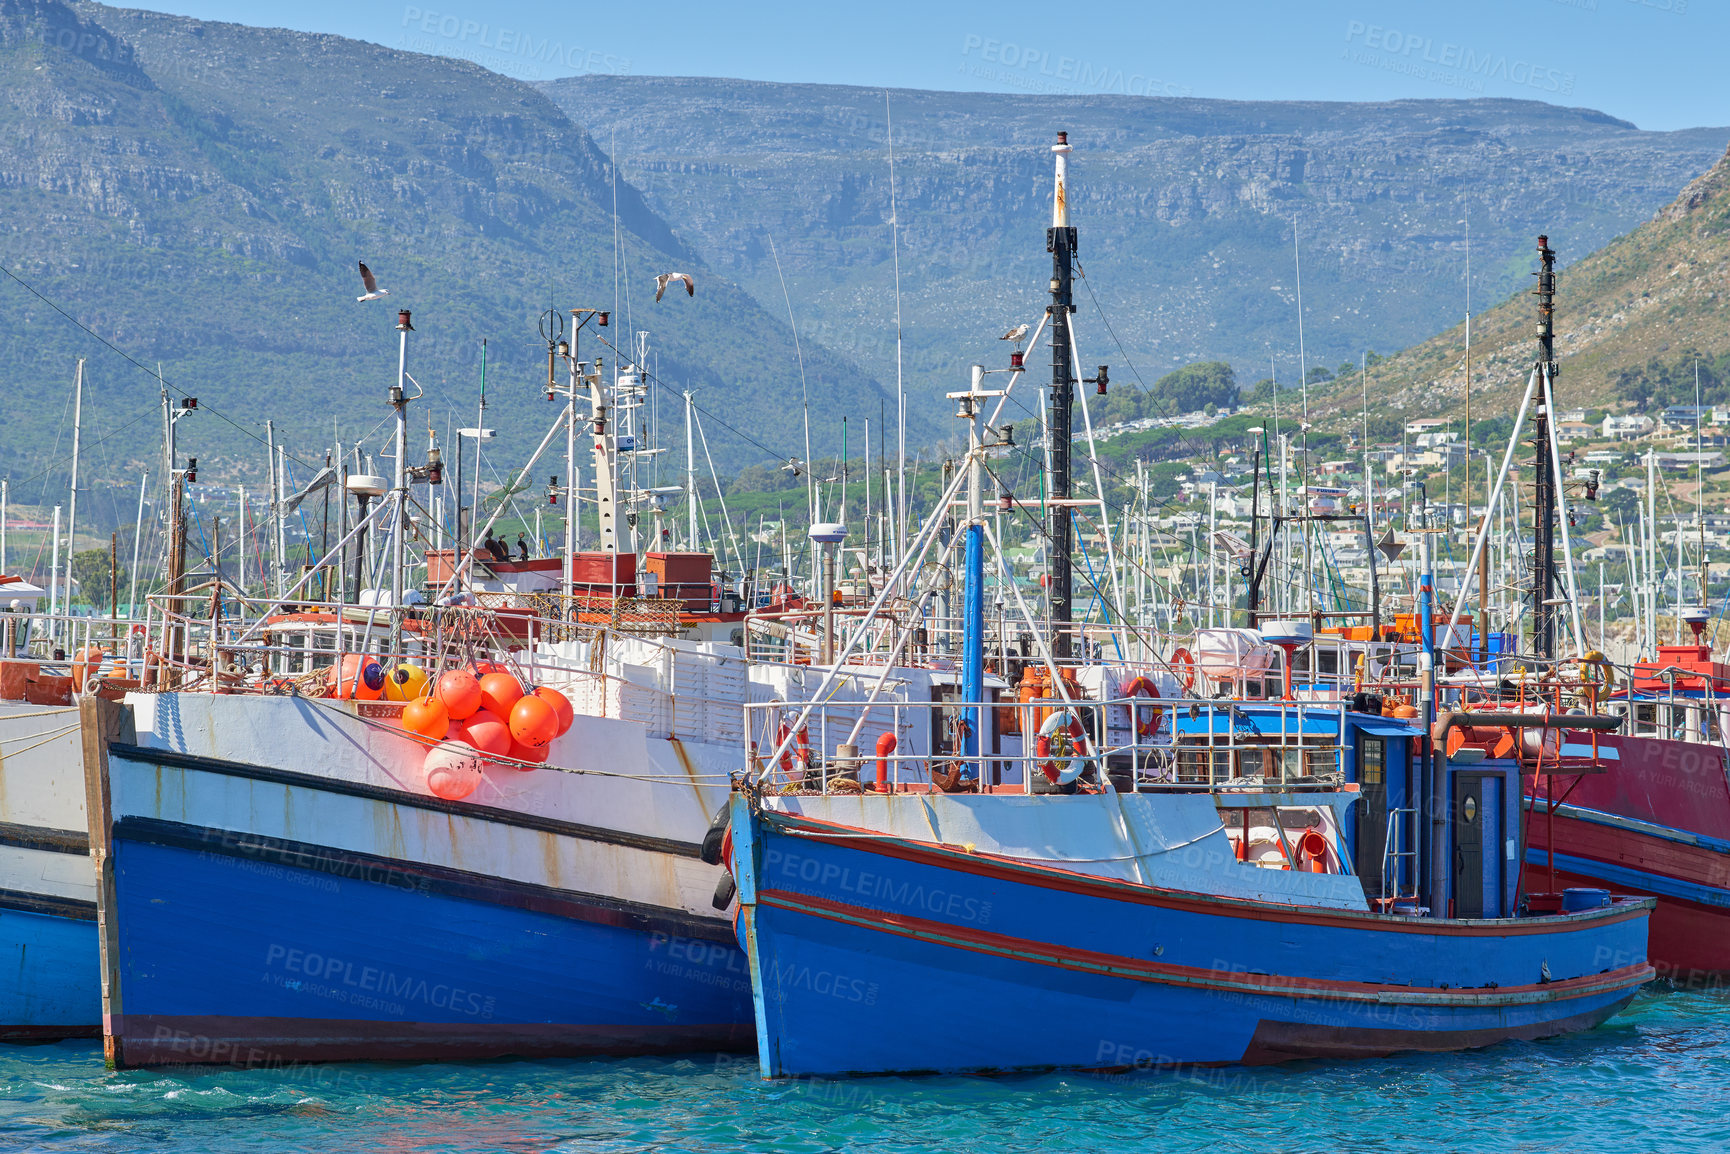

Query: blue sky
left=144, top=0, right=1714, bottom=132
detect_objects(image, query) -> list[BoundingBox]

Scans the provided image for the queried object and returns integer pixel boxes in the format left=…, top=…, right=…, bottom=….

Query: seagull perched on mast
left=654, top=272, right=695, bottom=302
left=1000, top=322, right=1030, bottom=344
left=355, top=261, right=389, bottom=302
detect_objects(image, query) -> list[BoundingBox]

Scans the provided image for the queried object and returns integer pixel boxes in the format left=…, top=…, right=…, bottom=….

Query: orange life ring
left=1168, top=647, right=1197, bottom=692
left=1122, top=675, right=1162, bottom=738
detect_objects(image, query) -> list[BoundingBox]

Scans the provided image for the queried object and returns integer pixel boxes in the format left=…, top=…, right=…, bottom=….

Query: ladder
left=1381, top=806, right=1419, bottom=902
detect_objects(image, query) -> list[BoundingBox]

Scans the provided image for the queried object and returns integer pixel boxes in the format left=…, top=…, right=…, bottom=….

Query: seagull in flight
left=356, top=262, right=389, bottom=302
left=1000, top=323, right=1030, bottom=343
left=655, top=272, right=695, bottom=302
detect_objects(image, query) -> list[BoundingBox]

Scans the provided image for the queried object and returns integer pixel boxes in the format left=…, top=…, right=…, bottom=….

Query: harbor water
left=0, top=986, right=1723, bottom=1152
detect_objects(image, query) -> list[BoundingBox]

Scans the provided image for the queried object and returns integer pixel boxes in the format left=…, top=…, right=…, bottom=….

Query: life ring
left=1035, top=709, right=1092, bottom=785
left=775, top=720, right=810, bottom=782
left=1168, top=647, right=1197, bottom=692
left=1579, top=650, right=1617, bottom=689
left=1122, top=675, right=1163, bottom=738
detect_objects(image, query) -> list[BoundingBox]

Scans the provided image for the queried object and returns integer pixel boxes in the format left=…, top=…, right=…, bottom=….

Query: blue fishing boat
left=721, top=131, right=1652, bottom=1078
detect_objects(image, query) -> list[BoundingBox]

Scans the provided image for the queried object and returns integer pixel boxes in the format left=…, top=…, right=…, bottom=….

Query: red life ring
left=1035, top=709, right=1092, bottom=785
left=1168, top=647, right=1197, bottom=692
left=1121, top=675, right=1163, bottom=738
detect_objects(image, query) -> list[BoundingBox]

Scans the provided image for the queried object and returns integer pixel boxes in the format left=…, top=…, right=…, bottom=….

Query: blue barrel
left=1561, top=887, right=1611, bottom=912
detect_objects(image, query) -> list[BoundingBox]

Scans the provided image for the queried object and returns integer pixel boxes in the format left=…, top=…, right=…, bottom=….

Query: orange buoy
left=533, top=686, right=574, bottom=736
left=478, top=670, right=524, bottom=717
left=436, top=670, right=483, bottom=720
left=331, top=654, right=386, bottom=700
left=508, top=693, right=558, bottom=747
left=507, top=738, right=548, bottom=767
left=71, top=645, right=109, bottom=692
left=402, top=695, right=450, bottom=740
left=458, top=708, right=512, bottom=757
left=424, top=740, right=482, bottom=800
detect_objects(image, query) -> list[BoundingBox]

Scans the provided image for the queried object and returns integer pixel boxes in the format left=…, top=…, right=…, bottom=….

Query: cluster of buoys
left=389, top=660, right=574, bottom=800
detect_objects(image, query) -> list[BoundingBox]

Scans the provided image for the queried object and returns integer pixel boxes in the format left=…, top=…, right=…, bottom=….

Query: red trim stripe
left=760, top=888, right=1654, bottom=1007
left=764, top=810, right=1654, bottom=936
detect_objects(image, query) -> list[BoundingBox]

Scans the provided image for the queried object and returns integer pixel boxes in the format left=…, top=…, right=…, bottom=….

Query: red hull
left=1527, top=731, right=1730, bottom=978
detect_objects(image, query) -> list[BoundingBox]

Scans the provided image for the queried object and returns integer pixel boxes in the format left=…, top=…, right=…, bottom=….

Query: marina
left=0, top=1, right=1727, bottom=1149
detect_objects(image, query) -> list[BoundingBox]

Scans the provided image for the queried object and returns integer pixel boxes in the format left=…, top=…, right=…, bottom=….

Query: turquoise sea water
left=1, top=987, right=1726, bottom=1153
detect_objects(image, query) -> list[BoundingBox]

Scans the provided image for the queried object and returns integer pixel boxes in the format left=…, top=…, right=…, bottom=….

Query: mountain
left=1307, top=141, right=1730, bottom=429
left=541, top=75, right=1728, bottom=432
left=0, top=0, right=884, bottom=529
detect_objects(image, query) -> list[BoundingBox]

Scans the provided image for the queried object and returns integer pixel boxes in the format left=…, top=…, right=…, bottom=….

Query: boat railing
left=743, top=604, right=1157, bottom=668
left=744, top=695, right=1352, bottom=797
left=1604, top=693, right=1727, bottom=745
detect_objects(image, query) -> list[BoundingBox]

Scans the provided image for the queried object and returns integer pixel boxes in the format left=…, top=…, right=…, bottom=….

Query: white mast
left=886, top=91, right=907, bottom=562
left=65, top=359, right=83, bottom=621
left=265, top=420, right=281, bottom=595
left=685, top=390, right=699, bottom=550
left=128, top=474, right=147, bottom=615
left=48, top=505, right=62, bottom=623
left=236, top=486, right=246, bottom=598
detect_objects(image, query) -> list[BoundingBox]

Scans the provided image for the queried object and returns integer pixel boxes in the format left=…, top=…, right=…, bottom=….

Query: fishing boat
left=79, top=309, right=766, bottom=1068
left=1406, top=236, right=1730, bottom=982
left=721, top=133, right=1653, bottom=1079
left=0, top=607, right=100, bottom=1040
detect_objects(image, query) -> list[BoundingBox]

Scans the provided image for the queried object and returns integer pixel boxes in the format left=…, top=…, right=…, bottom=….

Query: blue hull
left=103, top=822, right=755, bottom=1067
left=0, top=893, right=98, bottom=1039
left=734, top=801, right=1654, bottom=1077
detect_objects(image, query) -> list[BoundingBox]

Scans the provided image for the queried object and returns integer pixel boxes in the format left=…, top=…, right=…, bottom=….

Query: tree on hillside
left=70, top=548, right=124, bottom=610
left=1156, top=361, right=1237, bottom=414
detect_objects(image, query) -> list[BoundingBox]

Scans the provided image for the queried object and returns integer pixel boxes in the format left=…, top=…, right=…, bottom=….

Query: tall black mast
left=1048, top=131, right=1076, bottom=657
left=1530, top=235, right=1559, bottom=659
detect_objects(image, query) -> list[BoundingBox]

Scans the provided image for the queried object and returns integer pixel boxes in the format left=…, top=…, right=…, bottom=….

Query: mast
left=960, top=364, right=986, bottom=771
left=265, top=420, right=281, bottom=596
left=390, top=308, right=413, bottom=652
left=1530, top=235, right=1559, bottom=660
left=685, top=391, right=699, bottom=550
left=1048, top=131, right=1076, bottom=657
left=128, top=474, right=146, bottom=615
left=65, top=359, right=83, bottom=625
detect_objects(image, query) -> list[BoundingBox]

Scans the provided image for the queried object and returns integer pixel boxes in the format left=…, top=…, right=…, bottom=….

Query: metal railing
left=743, top=694, right=1354, bottom=796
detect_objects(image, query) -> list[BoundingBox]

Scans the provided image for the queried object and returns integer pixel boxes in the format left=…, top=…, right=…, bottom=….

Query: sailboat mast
left=1530, top=236, right=1559, bottom=659
left=1047, top=131, right=1077, bottom=657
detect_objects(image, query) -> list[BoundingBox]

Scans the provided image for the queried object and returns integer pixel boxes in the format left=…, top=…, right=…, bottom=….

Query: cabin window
left=1360, top=737, right=1385, bottom=786
left=1634, top=703, right=1657, bottom=733
left=1318, top=649, right=1339, bottom=676
left=1262, top=678, right=1281, bottom=699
